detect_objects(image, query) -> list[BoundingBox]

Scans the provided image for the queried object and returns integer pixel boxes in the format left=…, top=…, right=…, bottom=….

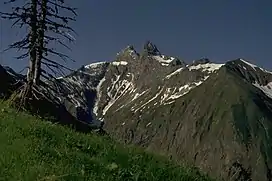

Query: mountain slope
left=54, top=42, right=272, bottom=181
left=0, top=102, right=213, bottom=181
left=0, top=65, right=23, bottom=99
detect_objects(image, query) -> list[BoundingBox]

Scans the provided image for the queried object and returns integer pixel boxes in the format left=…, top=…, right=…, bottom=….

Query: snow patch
left=93, top=77, right=106, bottom=116
left=189, top=63, right=224, bottom=73
left=240, top=59, right=272, bottom=75
left=102, top=74, right=135, bottom=115
left=112, top=61, right=128, bottom=66
left=240, top=59, right=257, bottom=71
left=161, top=63, right=169, bottom=66
left=103, top=80, right=133, bottom=115
left=163, top=100, right=176, bottom=105
left=253, top=82, right=272, bottom=99
left=161, top=76, right=210, bottom=103
left=165, top=67, right=184, bottom=79
left=153, top=55, right=175, bottom=66
left=134, top=88, right=164, bottom=112
left=85, top=61, right=106, bottom=69
left=131, top=90, right=148, bottom=102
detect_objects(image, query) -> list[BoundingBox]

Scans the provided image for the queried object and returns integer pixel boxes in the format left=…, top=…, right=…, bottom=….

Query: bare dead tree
left=1, top=0, right=39, bottom=105
left=0, top=0, right=77, bottom=107
left=35, top=0, right=77, bottom=84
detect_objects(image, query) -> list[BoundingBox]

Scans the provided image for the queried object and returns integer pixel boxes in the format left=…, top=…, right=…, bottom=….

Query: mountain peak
left=227, top=58, right=271, bottom=74
left=116, top=45, right=139, bottom=60
left=191, top=58, right=211, bottom=66
left=124, top=45, right=135, bottom=51
left=143, top=40, right=161, bottom=56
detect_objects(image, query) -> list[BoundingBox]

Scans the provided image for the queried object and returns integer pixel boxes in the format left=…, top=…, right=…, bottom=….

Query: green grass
left=0, top=102, right=213, bottom=181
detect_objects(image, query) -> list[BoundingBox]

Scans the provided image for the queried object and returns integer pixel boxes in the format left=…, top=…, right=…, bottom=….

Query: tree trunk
left=34, top=0, right=47, bottom=85
left=27, top=0, right=38, bottom=88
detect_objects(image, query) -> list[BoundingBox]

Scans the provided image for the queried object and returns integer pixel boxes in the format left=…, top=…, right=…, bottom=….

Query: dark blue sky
left=0, top=0, right=271, bottom=72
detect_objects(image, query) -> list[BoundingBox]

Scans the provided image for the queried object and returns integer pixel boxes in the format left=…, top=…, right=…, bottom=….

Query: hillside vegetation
left=0, top=101, right=213, bottom=181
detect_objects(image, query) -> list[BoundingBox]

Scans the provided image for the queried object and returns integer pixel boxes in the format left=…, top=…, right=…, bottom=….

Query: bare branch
left=47, top=0, right=77, bottom=16
left=15, top=52, right=29, bottom=59
left=4, top=0, right=20, bottom=5
left=44, top=35, right=72, bottom=50
left=44, top=47, right=75, bottom=62
left=41, top=56, right=73, bottom=71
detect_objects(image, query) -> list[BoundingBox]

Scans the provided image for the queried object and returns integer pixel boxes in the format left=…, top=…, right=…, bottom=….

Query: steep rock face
left=49, top=61, right=109, bottom=127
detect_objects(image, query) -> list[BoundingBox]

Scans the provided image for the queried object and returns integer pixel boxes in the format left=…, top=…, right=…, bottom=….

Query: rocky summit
left=2, top=42, right=272, bottom=181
